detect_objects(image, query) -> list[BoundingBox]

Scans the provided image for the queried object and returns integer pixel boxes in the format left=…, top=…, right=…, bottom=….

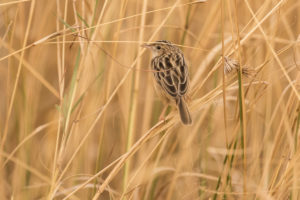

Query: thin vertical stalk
left=49, top=0, right=69, bottom=198
left=233, top=0, right=247, bottom=198
left=123, top=0, right=148, bottom=195
left=221, top=0, right=228, bottom=148
left=50, top=0, right=63, bottom=198
left=180, top=5, right=192, bottom=45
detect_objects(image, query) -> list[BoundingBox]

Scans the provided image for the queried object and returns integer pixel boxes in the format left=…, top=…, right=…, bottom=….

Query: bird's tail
left=177, top=97, right=192, bottom=125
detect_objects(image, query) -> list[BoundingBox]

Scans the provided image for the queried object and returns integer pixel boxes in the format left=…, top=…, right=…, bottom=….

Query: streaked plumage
left=142, top=40, right=192, bottom=125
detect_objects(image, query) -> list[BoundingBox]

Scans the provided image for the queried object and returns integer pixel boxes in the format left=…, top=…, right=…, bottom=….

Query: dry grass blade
left=0, top=0, right=30, bottom=7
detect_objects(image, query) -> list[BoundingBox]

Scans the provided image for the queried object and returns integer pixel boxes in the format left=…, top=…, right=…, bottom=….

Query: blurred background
left=0, top=0, right=299, bottom=199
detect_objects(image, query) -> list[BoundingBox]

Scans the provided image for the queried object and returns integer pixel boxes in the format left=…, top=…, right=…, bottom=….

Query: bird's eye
left=156, top=46, right=161, bottom=50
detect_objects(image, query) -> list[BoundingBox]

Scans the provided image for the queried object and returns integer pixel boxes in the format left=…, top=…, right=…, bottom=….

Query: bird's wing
left=152, top=54, right=189, bottom=99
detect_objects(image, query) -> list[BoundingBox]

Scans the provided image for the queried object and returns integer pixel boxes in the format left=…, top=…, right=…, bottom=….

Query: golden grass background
left=0, top=0, right=300, bottom=199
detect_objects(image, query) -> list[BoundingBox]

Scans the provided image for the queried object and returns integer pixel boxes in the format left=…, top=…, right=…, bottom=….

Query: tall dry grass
left=0, top=0, right=299, bottom=199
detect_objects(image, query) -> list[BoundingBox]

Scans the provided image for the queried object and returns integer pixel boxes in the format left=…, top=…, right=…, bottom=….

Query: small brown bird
left=142, top=40, right=192, bottom=125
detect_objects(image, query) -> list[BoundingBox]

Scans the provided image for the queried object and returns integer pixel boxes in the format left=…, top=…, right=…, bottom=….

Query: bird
left=142, top=40, right=192, bottom=125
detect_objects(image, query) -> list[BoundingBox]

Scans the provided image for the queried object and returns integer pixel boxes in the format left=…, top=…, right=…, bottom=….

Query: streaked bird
left=142, top=40, right=192, bottom=125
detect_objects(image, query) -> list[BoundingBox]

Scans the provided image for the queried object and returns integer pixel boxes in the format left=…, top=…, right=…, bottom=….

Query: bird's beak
left=141, top=43, right=150, bottom=48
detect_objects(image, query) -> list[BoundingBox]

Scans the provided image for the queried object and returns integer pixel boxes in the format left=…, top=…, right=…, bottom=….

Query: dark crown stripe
left=155, top=40, right=172, bottom=44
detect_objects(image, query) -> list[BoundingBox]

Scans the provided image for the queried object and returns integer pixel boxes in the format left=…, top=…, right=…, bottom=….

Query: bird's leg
left=159, top=105, right=169, bottom=122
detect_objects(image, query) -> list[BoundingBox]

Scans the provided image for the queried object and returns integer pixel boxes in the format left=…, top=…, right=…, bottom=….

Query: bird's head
left=141, top=40, right=174, bottom=57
